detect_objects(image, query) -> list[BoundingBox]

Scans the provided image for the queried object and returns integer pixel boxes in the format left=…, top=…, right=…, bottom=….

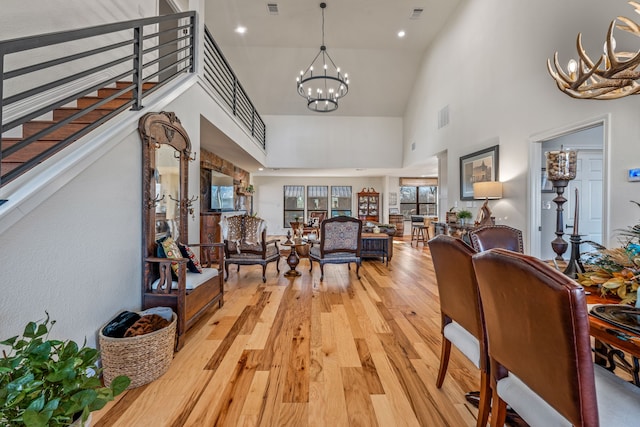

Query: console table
left=361, top=232, right=391, bottom=266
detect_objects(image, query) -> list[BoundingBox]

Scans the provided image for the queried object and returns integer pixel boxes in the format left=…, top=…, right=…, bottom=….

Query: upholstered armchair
left=309, top=216, right=362, bottom=281
left=468, top=224, right=524, bottom=253
left=222, top=215, right=280, bottom=283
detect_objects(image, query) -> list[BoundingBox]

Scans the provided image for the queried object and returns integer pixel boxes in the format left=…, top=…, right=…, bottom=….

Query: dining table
left=586, top=292, right=640, bottom=386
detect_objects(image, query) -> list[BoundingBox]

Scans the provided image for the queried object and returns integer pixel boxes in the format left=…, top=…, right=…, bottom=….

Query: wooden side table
left=281, top=243, right=308, bottom=277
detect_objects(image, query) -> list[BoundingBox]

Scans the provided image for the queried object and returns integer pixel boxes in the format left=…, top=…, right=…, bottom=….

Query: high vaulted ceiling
left=204, top=0, right=463, bottom=118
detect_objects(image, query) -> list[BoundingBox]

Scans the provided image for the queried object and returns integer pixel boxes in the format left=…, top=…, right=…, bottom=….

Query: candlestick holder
left=563, top=188, right=584, bottom=278
left=550, top=179, right=570, bottom=260
left=546, top=147, right=577, bottom=261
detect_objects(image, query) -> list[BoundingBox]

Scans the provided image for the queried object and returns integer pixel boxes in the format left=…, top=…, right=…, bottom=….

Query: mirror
left=154, top=144, right=181, bottom=241
left=139, top=112, right=191, bottom=255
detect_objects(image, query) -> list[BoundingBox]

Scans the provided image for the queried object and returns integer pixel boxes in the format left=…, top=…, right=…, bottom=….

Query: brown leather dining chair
left=472, top=249, right=640, bottom=427
left=428, top=235, right=490, bottom=427
left=468, top=225, right=524, bottom=253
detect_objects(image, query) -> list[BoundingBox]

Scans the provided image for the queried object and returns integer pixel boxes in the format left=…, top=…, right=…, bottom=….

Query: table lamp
left=473, top=181, right=503, bottom=226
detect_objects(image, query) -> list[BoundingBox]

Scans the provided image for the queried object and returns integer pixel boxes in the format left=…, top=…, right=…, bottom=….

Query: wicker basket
left=99, top=313, right=176, bottom=389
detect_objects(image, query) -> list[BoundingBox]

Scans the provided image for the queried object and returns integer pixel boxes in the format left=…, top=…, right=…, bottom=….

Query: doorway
left=529, top=117, right=608, bottom=259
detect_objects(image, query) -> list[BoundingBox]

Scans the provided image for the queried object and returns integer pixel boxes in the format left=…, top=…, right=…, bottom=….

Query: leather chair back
left=469, top=225, right=524, bottom=253
left=428, top=235, right=485, bottom=357
left=472, top=249, right=598, bottom=426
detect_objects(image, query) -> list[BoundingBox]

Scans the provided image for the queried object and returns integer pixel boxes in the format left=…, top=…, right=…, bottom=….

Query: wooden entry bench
left=139, top=111, right=225, bottom=351
left=143, top=243, right=224, bottom=351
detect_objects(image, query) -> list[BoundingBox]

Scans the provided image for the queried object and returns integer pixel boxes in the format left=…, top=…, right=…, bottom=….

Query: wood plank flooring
left=93, top=239, right=482, bottom=426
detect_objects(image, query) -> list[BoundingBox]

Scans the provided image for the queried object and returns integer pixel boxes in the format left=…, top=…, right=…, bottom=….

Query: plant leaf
left=61, top=341, right=79, bottom=360
left=23, top=322, right=37, bottom=338
left=22, top=409, right=51, bottom=427
left=28, top=341, right=52, bottom=364
left=34, top=323, right=48, bottom=339
left=0, top=335, right=18, bottom=346
left=26, top=394, right=45, bottom=412
left=70, top=389, right=98, bottom=409
left=111, top=375, right=131, bottom=396
left=602, top=278, right=625, bottom=289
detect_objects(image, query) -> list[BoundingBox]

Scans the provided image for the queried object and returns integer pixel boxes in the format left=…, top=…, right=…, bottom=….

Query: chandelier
left=296, top=2, right=349, bottom=112
left=547, top=2, right=640, bottom=99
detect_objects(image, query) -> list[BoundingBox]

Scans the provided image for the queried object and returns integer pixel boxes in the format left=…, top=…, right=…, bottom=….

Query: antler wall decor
left=547, top=1, right=640, bottom=99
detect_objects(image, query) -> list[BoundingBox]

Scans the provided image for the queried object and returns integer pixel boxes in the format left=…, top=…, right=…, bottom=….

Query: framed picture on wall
left=389, top=192, right=398, bottom=206
left=459, top=145, right=499, bottom=200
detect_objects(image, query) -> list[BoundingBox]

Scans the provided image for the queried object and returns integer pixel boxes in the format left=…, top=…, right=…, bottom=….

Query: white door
left=540, top=148, right=603, bottom=261
left=566, top=150, right=603, bottom=247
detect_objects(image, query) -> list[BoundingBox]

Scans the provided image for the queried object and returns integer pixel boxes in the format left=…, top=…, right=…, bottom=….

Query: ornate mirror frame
left=139, top=111, right=193, bottom=259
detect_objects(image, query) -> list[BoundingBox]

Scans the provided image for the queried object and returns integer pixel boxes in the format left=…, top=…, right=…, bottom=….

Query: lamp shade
left=473, top=181, right=503, bottom=199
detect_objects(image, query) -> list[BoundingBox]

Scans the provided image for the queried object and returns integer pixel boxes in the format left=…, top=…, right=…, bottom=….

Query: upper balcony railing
left=0, top=12, right=266, bottom=189
left=203, top=27, right=266, bottom=149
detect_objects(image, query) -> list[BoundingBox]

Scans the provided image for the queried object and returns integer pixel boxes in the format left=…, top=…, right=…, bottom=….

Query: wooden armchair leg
left=262, top=265, right=267, bottom=283
left=224, top=262, right=230, bottom=282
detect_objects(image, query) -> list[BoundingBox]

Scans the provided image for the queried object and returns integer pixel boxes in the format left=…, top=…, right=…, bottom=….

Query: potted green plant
left=0, top=313, right=130, bottom=427
left=457, top=209, right=473, bottom=225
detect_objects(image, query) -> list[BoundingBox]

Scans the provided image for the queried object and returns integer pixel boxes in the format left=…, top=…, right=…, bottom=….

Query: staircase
left=1, top=81, right=156, bottom=183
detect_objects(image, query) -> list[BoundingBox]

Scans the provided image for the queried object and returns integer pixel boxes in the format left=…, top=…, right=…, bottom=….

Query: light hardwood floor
left=93, top=238, right=482, bottom=426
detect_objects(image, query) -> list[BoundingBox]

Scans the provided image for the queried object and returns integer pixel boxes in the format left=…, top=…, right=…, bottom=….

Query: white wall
left=0, top=132, right=141, bottom=347
left=263, top=116, right=402, bottom=169
left=0, top=77, right=234, bottom=348
left=403, top=0, right=640, bottom=249
left=0, top=0, right=157, bottom=38
left=252, top=176, right=384, bottom=235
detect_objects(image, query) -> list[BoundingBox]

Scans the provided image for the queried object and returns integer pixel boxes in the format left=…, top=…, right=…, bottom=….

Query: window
left=283, top=185, right=305, bottom=227
left=399, top=177, right=438, bottom=220
left=307, top=186, right=328, bottom=219
left=330, top=186, right=352, bottom=217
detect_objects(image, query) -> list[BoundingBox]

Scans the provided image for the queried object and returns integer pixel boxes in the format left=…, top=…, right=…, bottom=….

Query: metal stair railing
left=0, top=12, right=196, bottom=186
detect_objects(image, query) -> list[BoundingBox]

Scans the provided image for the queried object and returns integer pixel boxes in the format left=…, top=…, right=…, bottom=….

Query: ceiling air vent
left=267, top=3, right=279, bottom=15
left=409, top=8, right=424, bottom=20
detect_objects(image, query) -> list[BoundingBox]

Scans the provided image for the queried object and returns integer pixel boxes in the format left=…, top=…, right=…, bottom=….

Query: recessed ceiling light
left=258, top=167, right=264, bottom=171
left=398, top=30, right=406, bottom=38
left=235, top=26, right=247, bottom=34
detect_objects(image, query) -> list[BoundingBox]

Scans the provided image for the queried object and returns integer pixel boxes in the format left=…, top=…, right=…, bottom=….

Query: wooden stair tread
left=2, top=80, right=157, bottom=182
left=53, top=107, right=114, bottom=121
left=76, top=97, right=131, bottom=109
